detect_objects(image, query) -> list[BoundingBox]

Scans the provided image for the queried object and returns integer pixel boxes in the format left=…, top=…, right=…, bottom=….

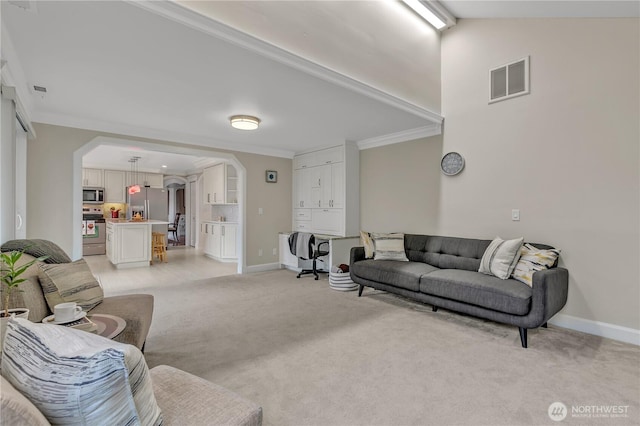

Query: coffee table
left=88, top=314, right=126, bottom=340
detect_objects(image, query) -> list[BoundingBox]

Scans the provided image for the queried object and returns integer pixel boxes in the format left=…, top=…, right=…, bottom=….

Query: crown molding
left=33, top=111, right=296, bottom=159
left=357, top=123, right=442, bottom=150
left=129, top=0, right=443, bottom=124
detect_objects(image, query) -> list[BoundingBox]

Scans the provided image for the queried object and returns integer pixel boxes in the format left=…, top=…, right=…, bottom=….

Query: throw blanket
left=0, top=239, right=71, bottom=264
left=288, top=232, right=313, bottom=259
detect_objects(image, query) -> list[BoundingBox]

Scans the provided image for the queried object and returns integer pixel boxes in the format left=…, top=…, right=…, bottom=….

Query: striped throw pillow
left=371, top=233, right=409, bottom=261
left=1, top=318, right=163, bottom=426
left=38, top=259, right=104, bottom=311
left=512, top=244, right=561, bottom=287
left=478, top=237, right=524, bottom=279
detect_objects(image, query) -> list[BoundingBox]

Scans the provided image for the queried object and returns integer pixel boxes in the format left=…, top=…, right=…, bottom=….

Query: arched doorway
left=73, top=136, right=247, bottom=274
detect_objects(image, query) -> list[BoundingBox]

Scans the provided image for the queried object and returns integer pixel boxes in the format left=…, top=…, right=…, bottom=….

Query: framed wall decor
left=265, top=170, right=278, bottom=183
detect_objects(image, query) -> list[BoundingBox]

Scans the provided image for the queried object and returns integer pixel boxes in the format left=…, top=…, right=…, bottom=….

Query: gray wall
left=26, top=123, right=292, bottom=268
left=360, top=18, right=639, bottom=331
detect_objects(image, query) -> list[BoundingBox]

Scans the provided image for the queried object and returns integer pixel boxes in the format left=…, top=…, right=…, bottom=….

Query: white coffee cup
left=54, top=302, right=82, bottom=323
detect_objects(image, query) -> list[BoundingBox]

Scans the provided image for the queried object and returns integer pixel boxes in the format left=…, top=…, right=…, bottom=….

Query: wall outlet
left=512, top=209, right=520, bottom=221
left=272, top=247, right=277, bottom=256
left=258, top=249, right=263, bottom=257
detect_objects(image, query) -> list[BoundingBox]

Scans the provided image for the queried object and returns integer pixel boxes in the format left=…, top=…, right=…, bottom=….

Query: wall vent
left=489, top=56, right=529, bottom=104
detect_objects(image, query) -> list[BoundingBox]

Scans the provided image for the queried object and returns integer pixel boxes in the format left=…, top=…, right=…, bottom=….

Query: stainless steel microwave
left=82, top=187, right=105, bottom=204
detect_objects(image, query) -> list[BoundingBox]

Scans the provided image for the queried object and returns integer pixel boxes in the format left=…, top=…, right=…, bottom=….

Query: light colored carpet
left=111, top=269, right=639, bottom=425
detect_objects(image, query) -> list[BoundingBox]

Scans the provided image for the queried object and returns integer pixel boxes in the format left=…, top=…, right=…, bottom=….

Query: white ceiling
left=3, top=1, right=637, bottom=173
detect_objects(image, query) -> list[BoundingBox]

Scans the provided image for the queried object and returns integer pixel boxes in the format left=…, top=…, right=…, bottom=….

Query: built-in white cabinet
left=82, top=168, right=103, bottom=187
left=202, top=221, right=237, bottom=261
left=104, top=170, right=126, bottom=203
left=203, top=163, right=237, bottom=205
left=292, top=142, right=359, bottom=237
left=126, top=172, right=164, bottom=188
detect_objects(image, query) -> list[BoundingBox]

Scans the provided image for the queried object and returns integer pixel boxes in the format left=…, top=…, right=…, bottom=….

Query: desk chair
left=289, top=232, right=329, bottom=280
left=168, top=213, right=181, bottom=245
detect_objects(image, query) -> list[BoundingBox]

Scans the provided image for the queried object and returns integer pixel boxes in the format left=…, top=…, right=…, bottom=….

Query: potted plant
left=1, top=248, right=48, bottom=320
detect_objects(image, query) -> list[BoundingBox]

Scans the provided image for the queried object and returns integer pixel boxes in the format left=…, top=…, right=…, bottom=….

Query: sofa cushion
left=0, top=375, right=50, bottom=426
left=352, top=259, right=439, bottom=292
left=405, top=235, right=490, bottom=271
left=151, top=365, right=263, bottom=426
left=1, top=318, right=162, bottom=426
left=420, top=269, right=532, bottom=315
left=360, top=231, right=374, bottom=259
left=38, top=259, right=104, bottom=311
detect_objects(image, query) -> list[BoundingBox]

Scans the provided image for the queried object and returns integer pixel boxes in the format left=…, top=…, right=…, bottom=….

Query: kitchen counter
left=107, top=219, right=170, bottom=225
left=106, top=220, right=169, bottom=268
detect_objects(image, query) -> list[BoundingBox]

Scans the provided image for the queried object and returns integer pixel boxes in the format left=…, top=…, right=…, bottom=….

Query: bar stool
left=151, top=232, right=167, bottom=264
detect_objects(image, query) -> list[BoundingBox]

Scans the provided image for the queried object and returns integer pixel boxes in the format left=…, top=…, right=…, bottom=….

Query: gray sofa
left=350, top=234, right=569, bottom=347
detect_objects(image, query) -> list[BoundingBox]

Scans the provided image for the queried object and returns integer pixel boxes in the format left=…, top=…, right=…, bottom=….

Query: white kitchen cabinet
left=279, top=233, right=299, bottom=268
left=202, top=221, right=237, bottom=262
left=82, top=168, right=103, bottom=187
left=291, top=142, right=359, bottom=237
left=226, top=164, right=238, bottom=204
left=312, top=209, right=343, bottom=235
left=104, top=170, right=126, bottom=203
left=203, top=163, right=225, bottom=204
left=126, top=172, right=164, bottom=188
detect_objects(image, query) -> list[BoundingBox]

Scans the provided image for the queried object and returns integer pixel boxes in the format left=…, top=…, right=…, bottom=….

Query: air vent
left=8, top=1, right=38, bottom=13
left=33, top=85, right=47, bottom=93
left=489, top=56, right=529, bottom=104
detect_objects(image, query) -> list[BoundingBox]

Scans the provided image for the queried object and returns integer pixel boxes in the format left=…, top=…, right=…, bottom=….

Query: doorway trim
left=73, top=136, right=247, bottom=274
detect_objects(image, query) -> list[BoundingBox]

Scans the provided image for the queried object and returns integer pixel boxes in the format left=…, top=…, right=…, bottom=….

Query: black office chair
left=168, top=213, right=181, bottom=245
left=289, top=233, right=329, bottom=280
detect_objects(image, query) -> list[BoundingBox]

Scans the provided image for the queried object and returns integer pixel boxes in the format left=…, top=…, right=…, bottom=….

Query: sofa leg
left=542, top=322, right=548, bottom=328
left=358, top=285, right=364, bottom=297
left=432, top=305, right=438, bottom=312
left=519, top=327, right=528, bottom=348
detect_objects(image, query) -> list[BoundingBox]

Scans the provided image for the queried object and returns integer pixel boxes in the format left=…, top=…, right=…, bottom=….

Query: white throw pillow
left=512, top=243, right=561, bottom=287
left=371, top=233, right=409, bottom=261
left=478, top=237, right=524, bottom=279
left=1, top=318, right=162, bottom=426
left=360, top=231, right=374, bottom=259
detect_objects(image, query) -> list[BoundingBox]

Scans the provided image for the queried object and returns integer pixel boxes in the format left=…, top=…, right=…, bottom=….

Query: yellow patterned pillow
left=512, top=244, right=561, bottom=287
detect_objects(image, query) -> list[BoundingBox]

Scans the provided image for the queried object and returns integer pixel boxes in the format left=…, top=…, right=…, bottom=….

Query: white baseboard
left=549, top=314, right=640, bottom=346
left=245, top=262, right=282, bottom=273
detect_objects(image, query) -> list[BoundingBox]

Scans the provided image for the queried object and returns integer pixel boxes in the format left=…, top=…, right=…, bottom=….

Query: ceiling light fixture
left=402, top=0, right=447, bottom=30
left=230, top=115, right=261, bottom=131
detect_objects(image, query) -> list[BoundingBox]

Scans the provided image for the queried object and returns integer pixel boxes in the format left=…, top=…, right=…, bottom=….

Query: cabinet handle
left=207, top=194, right=210, bottom=203
left=326, top=161, right=331, bottom=164
left=318, top=178, right=321, bottom=186
left=318, top=201, right=320, bottom=207
left=301, top=201, right=304, bottom=207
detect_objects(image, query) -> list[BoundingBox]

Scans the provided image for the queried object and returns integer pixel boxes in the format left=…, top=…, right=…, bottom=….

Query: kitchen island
left=106, top=219, right=170, bottom=268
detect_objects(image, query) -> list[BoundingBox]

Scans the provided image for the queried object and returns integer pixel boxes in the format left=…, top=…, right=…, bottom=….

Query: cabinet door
left=279, top=234, right=299, bottom=267
left=312, top=209, right=343, bottom=236
left=104, top=170, right=126, bottom=203
left=315, top=146, right=344, bottom=165
left=221, top=224, right=237, bottom=258
left=211, top=224, right=221, bottom=257
left=330, top=162, right=344, bottom=209
left=83, top=168, right=103, bottom=187
left=211, top=164, right=225, bottom=204
left=144, top=173, right=164, bottom=188
left=294, top=168, right=312, bottom=209
left=319, top=165, right=332, bottom=208
left=294, top=152, right=316, bottom=170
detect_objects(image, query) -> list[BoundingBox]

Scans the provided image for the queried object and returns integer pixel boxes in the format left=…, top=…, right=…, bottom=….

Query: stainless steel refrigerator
left=126, top=187, right=168, bottom=236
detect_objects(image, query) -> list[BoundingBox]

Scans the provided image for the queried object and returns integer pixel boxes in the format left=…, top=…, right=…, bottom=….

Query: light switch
left=512, top=209, right=520, bottom=221
left=258, top=207, right=263, bottom=215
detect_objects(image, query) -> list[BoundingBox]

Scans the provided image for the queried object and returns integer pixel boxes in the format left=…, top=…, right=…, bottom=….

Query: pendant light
left=128, top=157, right=141, bottom=195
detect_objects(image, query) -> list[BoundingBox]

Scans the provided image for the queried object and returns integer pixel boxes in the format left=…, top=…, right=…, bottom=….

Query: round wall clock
left=440, top=152, right=465, bottom=176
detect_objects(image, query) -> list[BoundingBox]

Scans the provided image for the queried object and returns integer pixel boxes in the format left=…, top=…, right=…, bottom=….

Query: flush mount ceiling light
left=401, top=0, right=455, bottom=30
left=230, top=115, right=261, bottom=130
